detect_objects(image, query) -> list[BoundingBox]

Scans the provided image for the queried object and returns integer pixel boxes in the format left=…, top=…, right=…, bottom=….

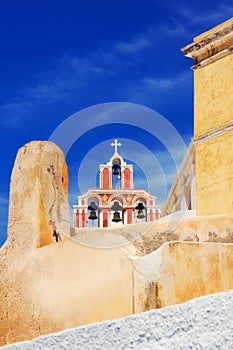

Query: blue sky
left=0, top=0, right=232, bottom=245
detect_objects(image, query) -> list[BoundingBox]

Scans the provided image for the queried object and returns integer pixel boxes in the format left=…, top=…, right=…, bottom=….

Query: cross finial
left=111, top=139, right=122, bottom=154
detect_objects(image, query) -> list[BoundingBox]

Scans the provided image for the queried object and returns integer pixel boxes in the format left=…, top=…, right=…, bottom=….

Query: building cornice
left=181, top=18, right=233, bottom=70
left=78, top=188, right=156, bottom=198
left=193, top=120, right=233, bottom=146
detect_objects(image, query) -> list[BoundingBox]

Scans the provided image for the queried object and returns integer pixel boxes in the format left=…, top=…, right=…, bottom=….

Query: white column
left=109, top=166, right=112, bottom=189
left=130, top=168, right=133, bottom=189
left=120, top=166, right=124, bottom=189
left=179, top=176, right=187, bottom=211
left=99, top=167, right=103, bottom=188
left=124, top=209, right=128, bottom=224
left=99, top=210, right=103, bottom=228
left=191, top=167, right=196, bottom=210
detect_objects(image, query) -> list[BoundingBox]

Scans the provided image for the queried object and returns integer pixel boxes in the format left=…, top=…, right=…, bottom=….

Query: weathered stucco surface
left=191, top=19, right=233, bottom=216
left=122, top=213, right=233, bottom=256
left=164, top=242, right=233, bottom=306
left=133, top=241, right=233, bottom=313
left=194, top=53, right=233, bottom=136
left=194, top=54, right=233, bottom=136
left=195, top=131, right=233, bottom=215
left=0, top=141, right=133, bottom=346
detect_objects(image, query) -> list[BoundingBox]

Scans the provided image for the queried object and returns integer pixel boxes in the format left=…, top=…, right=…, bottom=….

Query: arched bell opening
left=111, top=158, right=121, bottom=189
left=134, top=198, right=147, bottom=223
left=87, top=198, right=99, bottom=227
left=110, top=198, right=123, bottom=226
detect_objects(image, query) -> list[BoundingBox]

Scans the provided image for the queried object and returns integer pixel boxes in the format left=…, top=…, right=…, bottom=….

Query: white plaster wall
left=2, top=289, right=233, bottom=349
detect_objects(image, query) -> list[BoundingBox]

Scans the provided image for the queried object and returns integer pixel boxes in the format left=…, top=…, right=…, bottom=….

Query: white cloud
left=142, top=71, right=190, bottom=91
left=0, top=195, right=8, bottom=206
left=126, top=71, right=192, bottom=106
left=176, top=2, right=233, bottom=30
left=0, top=101, right=32, bottom=127
left=113, top=36, right=151, bottom=54
left=0, top=194, right=9, bottom=245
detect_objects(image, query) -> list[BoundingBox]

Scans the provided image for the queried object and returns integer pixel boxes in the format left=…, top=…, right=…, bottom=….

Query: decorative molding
left=191, top=45, right=233, bottom=70
left=193, top=120, right=233, bottom=146
left=181, top=19, right=233, bottom=70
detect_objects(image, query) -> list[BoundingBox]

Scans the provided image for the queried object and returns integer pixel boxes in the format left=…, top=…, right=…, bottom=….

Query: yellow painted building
left=182, top=18, right=233, bottom=216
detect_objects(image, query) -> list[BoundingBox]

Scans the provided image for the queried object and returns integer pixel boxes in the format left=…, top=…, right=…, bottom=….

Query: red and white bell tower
left=99, top=139, right=133, bottom=191
left=73, top=139, right=160, bottom=228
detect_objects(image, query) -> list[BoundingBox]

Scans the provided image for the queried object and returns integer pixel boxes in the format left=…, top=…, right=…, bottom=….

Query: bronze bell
left=137, top=209, right=145, bottom=219
left=88, top=201, right=98, bottom=220
left=89, top=209, right=98, bottom=220
left=88, top=201, right=98, bottom=210
left=112, top=211, right=122, bottom=222
left=135, top=202, right=145, bottom=219
left=112, top=164, right=120, bottom=176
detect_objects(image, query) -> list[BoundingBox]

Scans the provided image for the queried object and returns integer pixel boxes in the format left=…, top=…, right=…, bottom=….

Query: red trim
left=103, top=168, right=110, bottom=189
left=127, top=208, right=133, bottom=224
left=82, top=210, right=86, bottom=227
left=124, top=168, right=131, bottom=189
left=75, top=211, right=79, bottom=227
left=103, top=210, right=108, bottom=227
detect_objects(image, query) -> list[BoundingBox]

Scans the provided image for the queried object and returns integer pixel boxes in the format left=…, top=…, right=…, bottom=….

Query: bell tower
left=73, top=139, right=160, bottom=228
left=99, top=139, right=133, bottom=190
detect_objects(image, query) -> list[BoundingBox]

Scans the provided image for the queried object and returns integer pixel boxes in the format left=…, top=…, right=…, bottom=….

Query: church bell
left=88, top=209, right=98, bottom=220
left=111, top=201, right=123, bottom=222
left=135, top=202, right=145, bottom=219
left=112, top=164, right=120, bottom=176
left=137, top=209, right=145, bottom=219
left=88, top=201, right=98, bottom=221
left=112, top=211, right=122, bottom=222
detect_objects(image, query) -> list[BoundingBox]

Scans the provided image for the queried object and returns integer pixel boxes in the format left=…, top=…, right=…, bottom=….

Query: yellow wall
left=192, top=19, right=233, bottom=216
left=195, top=131, right=233, bottom=215
left=133, top=241, right=233, bottom=311
left=161, top=242, right=233, bottom=306
left=0, top=240, right=133, bottom=346
left=194, top=53, right=233, bottom=136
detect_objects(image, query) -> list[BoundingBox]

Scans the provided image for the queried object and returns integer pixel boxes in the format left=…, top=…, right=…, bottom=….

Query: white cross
left=111, top=139, right=122, bottom=154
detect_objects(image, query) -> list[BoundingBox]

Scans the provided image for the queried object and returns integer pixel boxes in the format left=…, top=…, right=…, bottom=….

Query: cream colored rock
left=6, top=140, right=69, bottom=251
